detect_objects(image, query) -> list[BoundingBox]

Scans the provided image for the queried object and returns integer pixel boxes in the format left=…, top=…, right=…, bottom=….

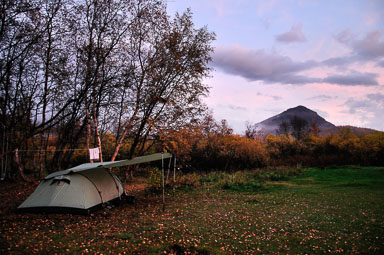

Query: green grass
left=1, top=166, right=384, bottom=254
left=154, top=166, right=384, bottom=254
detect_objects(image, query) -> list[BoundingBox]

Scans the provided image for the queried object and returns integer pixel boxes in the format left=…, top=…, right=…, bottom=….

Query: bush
left=149, top=167, right=162, bottom=189
left=260, top=166, right=302, bottom=181
left=200, top=171, right=265, bottom=192
left=176, top=173, right=200, bottom=188
left=219, top=172, right=264, bottom=192
left=261, top=171, right=287, bottom=181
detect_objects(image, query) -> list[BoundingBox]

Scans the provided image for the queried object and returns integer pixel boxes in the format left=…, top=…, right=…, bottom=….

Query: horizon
left=167, top=0, right=384, bottom=134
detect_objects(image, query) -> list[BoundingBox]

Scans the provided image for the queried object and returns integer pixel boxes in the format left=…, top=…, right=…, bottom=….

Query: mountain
left=254, top=105, right=336, bottom=135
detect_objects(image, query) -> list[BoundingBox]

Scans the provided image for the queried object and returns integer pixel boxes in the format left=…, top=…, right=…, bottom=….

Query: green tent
left=18, top=153, right=171, bottom=214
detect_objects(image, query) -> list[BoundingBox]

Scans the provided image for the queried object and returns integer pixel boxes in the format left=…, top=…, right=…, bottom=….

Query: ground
left=1, top=166, right=384, bottom=254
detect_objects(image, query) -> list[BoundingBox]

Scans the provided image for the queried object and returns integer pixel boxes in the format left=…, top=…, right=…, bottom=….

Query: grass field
left=1, top=166, right=384, bottom=254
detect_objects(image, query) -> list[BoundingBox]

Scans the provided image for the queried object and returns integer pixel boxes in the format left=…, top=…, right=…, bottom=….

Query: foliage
left=162, top=123, right=269, bottom=172
left=4, top=119, right=384, bottom=182
left=149, top=167, right=162, bottom=190
left=176, top=173, right=201, bottom=188
left=0, top=0, right=215, bottom=180
left=290, top=115, right=309, bottom=140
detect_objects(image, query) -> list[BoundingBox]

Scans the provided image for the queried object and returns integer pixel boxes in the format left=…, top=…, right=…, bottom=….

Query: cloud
left=257, top=92, right=282, bottom=101
left=275, top=24, right=306, bottom=43
left=321, top=30, right=384, bottom=71
left=330, top=30, right=384, bottom=66
left=307, top=95, right=335, bottom=102
left=217, top=104, right=247, bottom=111
left=352, top=30, right=384, bottom=60
left=213, top=45, right=318, bottom=84
left=364, top=12, right=380, bottom=26
left=334, top=29, right=354, bottom=44
left=367, top=93, right=384, bottom=103
left=344, top=94, right=384, bottom=130
left=323, top=72, right=379, bottom=86
left=271, top=95, right=282, bottom=101
left=213, top=45, right=380, bottom=86
left=213, top=0, right=233, bottom=17
left=261, top=18, right=270, bottom=30
left=314, top=109, right=329, bottom=119
left=257, top=0, right=278, bottom=16
left=345, top=98, right=371, bottom=114
left=322, top=56, right=356, bottom=66
left=377, top=59, right=384, bottom=67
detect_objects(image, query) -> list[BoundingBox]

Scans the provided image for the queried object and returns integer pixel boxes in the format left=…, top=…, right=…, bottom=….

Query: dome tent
left=18, top=153, right=172, bottom=214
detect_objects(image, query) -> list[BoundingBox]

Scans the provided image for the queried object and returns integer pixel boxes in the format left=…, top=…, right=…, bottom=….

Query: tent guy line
left=17, top=148, right=89, bottom=152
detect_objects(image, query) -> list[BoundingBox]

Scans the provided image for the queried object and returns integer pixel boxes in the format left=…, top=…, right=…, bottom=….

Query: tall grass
left=147, top=166, right=303, bottom=192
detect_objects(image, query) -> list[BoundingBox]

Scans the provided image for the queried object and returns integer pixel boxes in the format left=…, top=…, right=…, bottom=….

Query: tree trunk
left=86, top=109, right=93, bottom=163
left=92, top=107, right=103, bottom=162
left=111, top=107, right=139, bottom=161
left=111, top=128, right=128, bottom=162
left=38, top=135, right=46, bottom=179
left=14, top=149, right=29, bottom=182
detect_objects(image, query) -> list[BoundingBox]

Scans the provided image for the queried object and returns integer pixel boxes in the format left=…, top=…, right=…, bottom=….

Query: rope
left=17, top=148, right=88, bottom=152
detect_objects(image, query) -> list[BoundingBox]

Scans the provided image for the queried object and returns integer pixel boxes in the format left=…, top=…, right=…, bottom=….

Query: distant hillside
left=333, top=125, right=379, bottom=135
left=254, top=105, right=336, bottom=135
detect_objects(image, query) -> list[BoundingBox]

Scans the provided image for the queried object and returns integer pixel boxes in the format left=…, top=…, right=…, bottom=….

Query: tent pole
left=162, top=153, right=165, bottom=211
left=173, top=157, right=176, bottom=193
left=1, top=125, right=4, bottom=180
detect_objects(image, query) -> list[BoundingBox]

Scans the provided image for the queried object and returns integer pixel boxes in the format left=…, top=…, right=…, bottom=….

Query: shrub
left=219, top=172, right=264, bottom=192
left=176, top=173, right=200, bottom=188
left=201, top=171, right=265, bottom=192
left=149, top=167, right=162, bottom=189
left=261, top=171, right=287, bottom=181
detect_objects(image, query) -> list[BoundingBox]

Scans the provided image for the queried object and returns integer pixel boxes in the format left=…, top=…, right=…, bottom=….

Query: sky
left=167, top=0, right=384, bottom=134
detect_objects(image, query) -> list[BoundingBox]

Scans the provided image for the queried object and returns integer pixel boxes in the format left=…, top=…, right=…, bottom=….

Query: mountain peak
left=287, top=105, right=311, bottom=111
left=283, top=105, right=316, bottom=114
left=254, top=105, right=335, bottom=135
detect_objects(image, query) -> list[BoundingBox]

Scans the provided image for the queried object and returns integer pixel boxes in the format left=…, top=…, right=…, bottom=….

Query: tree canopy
left=0, top=0, right=215, bottom=179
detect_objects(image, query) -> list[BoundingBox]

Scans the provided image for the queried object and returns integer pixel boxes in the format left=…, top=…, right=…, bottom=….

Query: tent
left=18, top=153, right=172, bottom=214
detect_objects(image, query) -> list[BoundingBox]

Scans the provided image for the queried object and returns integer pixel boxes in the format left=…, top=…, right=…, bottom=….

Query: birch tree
left=110, top=6, right=215, bottom=161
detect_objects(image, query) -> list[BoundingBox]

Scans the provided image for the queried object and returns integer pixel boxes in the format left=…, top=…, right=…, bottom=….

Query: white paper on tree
left=89, top=147, right=100, bottom=160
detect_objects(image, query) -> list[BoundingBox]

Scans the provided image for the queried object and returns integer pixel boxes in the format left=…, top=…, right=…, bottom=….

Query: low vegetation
left=1, top=166, right=383, bottom=254
left=165, top=125, right=384, bottom=171
left=7, top=118, right=384, bottom=184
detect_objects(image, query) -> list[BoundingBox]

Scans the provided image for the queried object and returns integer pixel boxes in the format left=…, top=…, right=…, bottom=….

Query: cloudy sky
left=167, top=0, right=384, bottom=133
